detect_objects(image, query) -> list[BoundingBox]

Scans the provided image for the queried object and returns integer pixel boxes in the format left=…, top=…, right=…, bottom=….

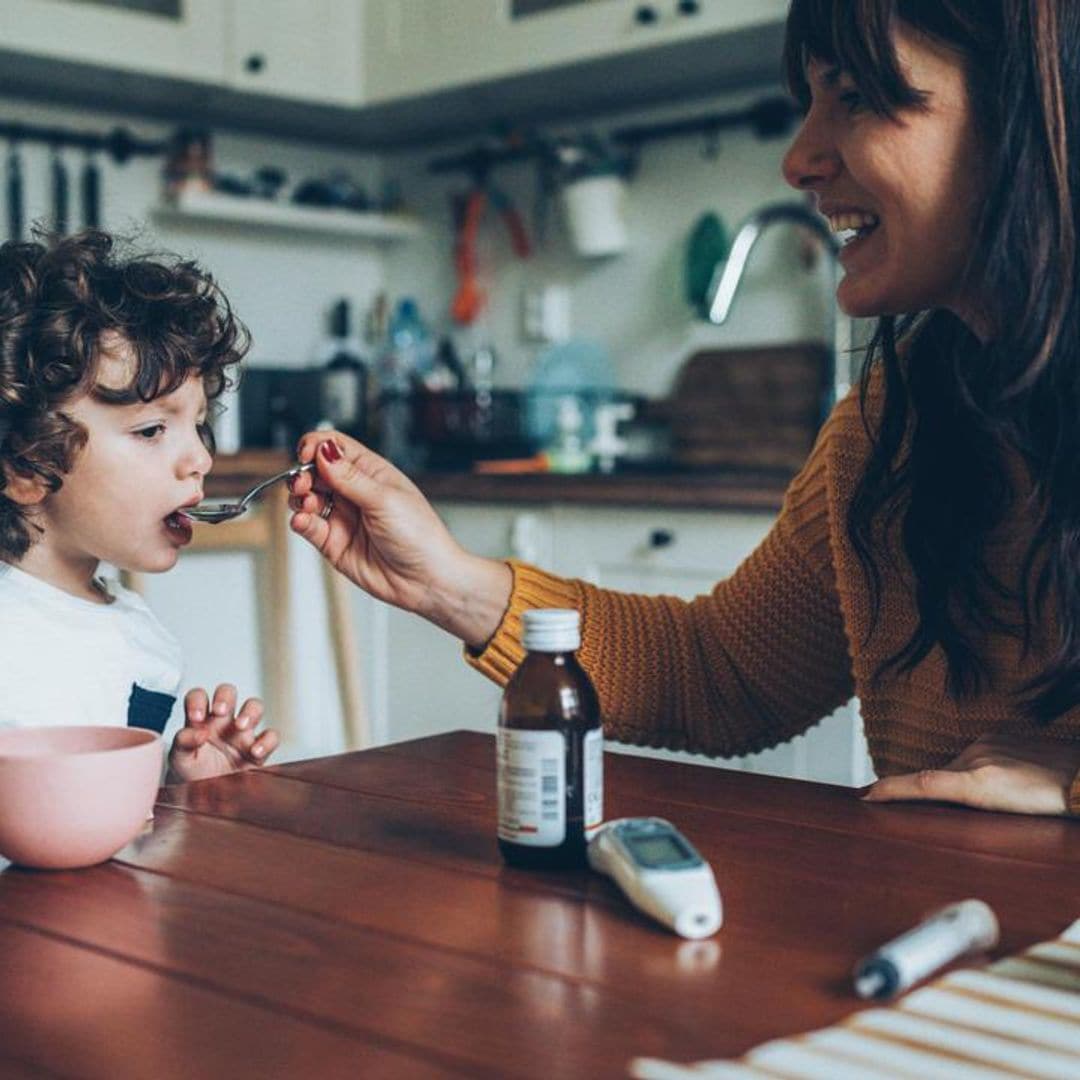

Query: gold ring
left=319, top=493, right=334, bottom=520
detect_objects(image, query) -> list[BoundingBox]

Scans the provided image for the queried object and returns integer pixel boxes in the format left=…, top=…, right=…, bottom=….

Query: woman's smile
left=836, top=218, right=884, bottom=270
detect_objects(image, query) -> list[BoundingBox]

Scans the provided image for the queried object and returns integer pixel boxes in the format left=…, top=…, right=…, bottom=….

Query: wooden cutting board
left=664, top=344, right=831, bottom=473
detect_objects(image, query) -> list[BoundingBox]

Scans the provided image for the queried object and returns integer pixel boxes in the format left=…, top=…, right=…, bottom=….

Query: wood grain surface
left=1, top=731, right=1077, bottom=1078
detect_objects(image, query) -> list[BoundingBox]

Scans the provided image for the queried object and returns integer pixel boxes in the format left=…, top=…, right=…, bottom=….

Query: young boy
left=0, top=230, right=278, bottom=780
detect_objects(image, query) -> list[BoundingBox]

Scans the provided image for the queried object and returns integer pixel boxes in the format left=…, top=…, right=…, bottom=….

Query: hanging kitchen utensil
left=685, top=212, right=729, bottom=319
left=6, top=142, right=23, bottom=242
left=451, top=187, right=487, bottom=325
left=80, top=152, right=101, bottom=230
left=50, top=145, right=69, bottom=236
left=450, top=181, right=531, bottom=326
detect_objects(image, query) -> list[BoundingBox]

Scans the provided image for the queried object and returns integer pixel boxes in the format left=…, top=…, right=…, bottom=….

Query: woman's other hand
left=289, top=433, right=512, bottom=649
left=862, top=733, right=1080, bottom=816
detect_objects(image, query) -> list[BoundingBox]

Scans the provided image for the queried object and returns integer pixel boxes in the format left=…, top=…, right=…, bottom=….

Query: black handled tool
left=6, top=143, right=22, bottom=241
left=81, top=153, right=101, bottom=230
left=51, top=145, right=69, bottom=235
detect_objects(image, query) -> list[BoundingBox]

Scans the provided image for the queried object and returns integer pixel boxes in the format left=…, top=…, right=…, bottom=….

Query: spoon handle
left=239, top=461, right=315, bottom=508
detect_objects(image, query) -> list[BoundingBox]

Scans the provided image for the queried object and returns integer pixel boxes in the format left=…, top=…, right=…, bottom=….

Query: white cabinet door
left=491, top=0, right=789, bottom=76
left=375, top=503, right=555, bottom=746
left=364, top=0, right=788, bottom=103
left=0, top=0, right=226, bottom=81
left=551, top=505, right=871, bottom=785
left=364, top=0, right=485, bottom=103
left=372, top=499, right=873, bottom=786
left=228, top=0, right=363, bottom=106
left=551, top=505, right=771, bottom=596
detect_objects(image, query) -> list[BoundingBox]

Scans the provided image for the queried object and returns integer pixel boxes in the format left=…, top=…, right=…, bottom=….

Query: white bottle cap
left=522, top=608, right=581, bottom=652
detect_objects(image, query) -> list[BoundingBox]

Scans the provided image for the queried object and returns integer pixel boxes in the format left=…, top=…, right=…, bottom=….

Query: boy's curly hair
left=0, top=229, right=249, bottom=561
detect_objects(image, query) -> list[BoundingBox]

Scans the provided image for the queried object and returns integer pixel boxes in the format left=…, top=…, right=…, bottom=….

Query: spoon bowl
left=181, top=502, right=248, bottom=524
left=181, top=461, right=314, bottom=525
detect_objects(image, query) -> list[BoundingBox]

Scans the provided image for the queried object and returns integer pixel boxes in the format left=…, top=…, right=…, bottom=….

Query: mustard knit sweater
left=468, top=386, right=1080, bottom=814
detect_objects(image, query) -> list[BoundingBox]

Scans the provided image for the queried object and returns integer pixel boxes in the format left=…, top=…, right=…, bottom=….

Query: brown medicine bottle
left=497, top=608, right=603, bottom=869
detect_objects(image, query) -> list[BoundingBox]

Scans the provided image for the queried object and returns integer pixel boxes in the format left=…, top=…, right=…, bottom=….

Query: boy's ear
left=2, top=466, right=48, bottom=506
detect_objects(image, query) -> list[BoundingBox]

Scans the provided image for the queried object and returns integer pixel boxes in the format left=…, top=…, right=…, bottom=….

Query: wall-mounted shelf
left=152, top=190, right=423, bottom=242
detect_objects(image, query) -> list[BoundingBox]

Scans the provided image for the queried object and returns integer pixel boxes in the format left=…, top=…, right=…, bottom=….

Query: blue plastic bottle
left=376, top=298, right=434, bottom=468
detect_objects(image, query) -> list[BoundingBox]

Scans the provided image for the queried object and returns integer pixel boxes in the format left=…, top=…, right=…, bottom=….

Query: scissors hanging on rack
left=451, top=170, right=531, bottom=326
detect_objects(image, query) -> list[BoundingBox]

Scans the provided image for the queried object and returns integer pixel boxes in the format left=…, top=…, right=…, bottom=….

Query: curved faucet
left=708, top=201, right=838, bottom=323
left=707, top=201, right=847, bottom=406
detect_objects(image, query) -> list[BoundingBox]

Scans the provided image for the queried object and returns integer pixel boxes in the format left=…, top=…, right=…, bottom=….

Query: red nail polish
left=320, top=440, right=342, bottom=463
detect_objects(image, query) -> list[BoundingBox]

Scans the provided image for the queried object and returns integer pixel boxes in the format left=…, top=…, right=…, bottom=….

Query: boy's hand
left=167, top=683, right=280, bottom=783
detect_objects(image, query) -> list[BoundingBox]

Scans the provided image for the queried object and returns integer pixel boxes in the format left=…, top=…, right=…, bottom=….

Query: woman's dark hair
left=0, top=229, right=248, bottom=561
left=784, top=0, right=1080, bottom=721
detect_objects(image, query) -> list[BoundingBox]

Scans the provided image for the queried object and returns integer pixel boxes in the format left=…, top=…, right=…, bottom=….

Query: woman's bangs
left=784, top=0, right=925, bottom=116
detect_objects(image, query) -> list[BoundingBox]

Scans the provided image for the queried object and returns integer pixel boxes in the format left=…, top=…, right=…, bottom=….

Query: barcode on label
left=541, top=757, right=559, bottom=820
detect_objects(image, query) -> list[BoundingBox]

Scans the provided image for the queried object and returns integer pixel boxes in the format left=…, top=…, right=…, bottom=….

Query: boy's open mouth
left=163, top=510, right=193, bottom=542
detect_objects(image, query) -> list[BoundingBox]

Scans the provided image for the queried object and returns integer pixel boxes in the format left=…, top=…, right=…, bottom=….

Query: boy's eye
left=134, top=424, right=165, bottom=440
left=197, top=420, right=216, bottom=454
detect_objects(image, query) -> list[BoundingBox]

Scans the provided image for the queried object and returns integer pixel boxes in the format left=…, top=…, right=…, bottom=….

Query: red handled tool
left=451, top=181, right=531, bottom=325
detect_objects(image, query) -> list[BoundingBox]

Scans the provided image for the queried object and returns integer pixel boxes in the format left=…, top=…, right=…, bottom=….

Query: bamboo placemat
left=632, top=918, right=1080, bottom=1079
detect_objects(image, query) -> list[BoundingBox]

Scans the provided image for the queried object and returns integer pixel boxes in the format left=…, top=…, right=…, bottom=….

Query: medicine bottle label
left=497, top=729, right=566, bottom=846
left=584, top=727, right=603, bottom=837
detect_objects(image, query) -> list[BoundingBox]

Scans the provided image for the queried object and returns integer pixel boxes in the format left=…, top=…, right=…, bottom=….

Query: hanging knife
left=6, top=144, right=22, bottom=242
left=51, top=146, right=69, bottom=235
left=81, top=154, right=101, bottom=230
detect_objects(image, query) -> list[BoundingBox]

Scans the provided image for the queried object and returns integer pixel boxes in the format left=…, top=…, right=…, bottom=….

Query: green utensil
left=685, top=212, right=730, bottom=318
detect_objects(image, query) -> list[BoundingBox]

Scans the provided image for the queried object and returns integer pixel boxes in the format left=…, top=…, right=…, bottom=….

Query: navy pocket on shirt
left=127, top=683, right=176, bottom=734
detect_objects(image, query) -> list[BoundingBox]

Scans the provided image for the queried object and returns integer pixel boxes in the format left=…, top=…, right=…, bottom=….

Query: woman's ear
left=2, top=467, right=48, bottom=506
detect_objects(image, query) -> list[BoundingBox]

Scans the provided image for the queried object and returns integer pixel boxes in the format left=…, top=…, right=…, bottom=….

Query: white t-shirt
left=0, top=563, right=182, bottom=735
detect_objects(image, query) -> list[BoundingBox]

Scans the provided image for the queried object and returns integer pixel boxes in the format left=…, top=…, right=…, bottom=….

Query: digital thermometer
left=587, top=817, right=722, bottom=939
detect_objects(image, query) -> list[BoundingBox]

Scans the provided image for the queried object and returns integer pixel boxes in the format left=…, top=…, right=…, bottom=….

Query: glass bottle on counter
left=320, top=298, right=368, bottom=440
left=497, top=609, right=603, bottom=870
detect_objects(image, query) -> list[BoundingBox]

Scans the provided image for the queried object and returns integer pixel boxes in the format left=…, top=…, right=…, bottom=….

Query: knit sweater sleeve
left=467, top=410, right=856, bottom=759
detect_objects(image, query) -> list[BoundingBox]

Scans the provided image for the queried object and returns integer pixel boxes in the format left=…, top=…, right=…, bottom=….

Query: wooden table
left=1, top=731, right=1077, bottom=1078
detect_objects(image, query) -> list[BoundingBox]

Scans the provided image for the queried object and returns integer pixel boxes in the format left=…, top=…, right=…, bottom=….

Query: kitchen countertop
left=206, top=451, right=790, bottom=512
left=413, top=466, right=790, bottom=511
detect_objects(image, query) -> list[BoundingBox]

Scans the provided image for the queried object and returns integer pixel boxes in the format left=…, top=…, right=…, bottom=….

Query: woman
left=289, top=0, right=1080, bottom=816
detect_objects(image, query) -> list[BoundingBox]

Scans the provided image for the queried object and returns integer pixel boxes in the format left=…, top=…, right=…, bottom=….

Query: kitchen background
left=0, top=0, right=871, bottom=783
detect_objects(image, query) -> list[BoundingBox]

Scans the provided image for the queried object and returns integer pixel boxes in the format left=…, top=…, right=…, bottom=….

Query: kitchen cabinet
left=490, top=0, right=790, bottom=78
left=227, top=0, right=362, bottom=107
left=372, top=499, right=874, bottom=787
left=364, top=503, right=554, bottom=748
left=551, top=504, right=770, bottom=595
left=0, top=0, right=789, bottom=146
left=364, top=0, right=789, bottom=105
left=0, top=0, right=362, bottom=108
left=0, top=0, right=227, bottom=82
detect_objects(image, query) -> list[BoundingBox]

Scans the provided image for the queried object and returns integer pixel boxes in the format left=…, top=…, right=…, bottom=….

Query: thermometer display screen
left=625, top=832, right=696, bottom=868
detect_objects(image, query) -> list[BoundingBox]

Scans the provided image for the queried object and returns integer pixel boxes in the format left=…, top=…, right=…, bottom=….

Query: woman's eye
left=134, top=424, right=165, bottom=440
left=839, top=89, right=865, bottom=114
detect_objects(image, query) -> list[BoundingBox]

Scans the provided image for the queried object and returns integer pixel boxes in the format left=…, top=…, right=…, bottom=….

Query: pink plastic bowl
left=0, top=726, right=163, bottom=869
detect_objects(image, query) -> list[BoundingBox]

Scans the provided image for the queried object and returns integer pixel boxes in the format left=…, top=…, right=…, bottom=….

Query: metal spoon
left=181, top=461, right=314, bottom=524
